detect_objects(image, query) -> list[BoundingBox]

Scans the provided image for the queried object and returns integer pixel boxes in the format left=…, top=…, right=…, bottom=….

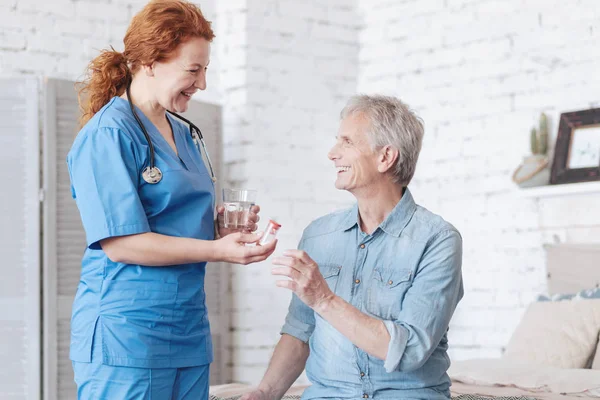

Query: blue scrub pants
left=72, top=335, right=210, bottom=399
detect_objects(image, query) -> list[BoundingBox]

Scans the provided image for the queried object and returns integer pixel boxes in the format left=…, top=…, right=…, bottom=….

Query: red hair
left=77, top=0, right=215, bottom=126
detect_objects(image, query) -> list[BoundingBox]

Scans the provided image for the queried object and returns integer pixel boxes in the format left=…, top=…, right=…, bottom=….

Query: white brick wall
left=3, top=0, right=600, bottom=389
left=358, top=0, right=600, bottom=361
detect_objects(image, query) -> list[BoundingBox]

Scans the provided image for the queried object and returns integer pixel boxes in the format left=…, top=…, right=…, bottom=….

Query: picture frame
left=550, top=107, right=600, bottom=185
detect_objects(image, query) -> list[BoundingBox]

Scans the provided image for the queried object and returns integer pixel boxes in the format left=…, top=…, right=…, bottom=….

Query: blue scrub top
left=67, top=97, right=216, bottom=368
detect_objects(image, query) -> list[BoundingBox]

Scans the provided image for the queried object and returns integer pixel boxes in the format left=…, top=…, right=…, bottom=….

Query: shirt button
left=388, top=280, right=393, bottom=285
left=355, top=279, right=361, bottom=284
left=360, top=372, right=365, bottom=377
left=360, top=244, right=365, bottom=249
left=363, top=395, right=369, bottom=399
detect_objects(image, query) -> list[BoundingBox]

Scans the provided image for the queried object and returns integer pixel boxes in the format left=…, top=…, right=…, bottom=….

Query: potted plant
left=512, top=113, right=551, bottom=188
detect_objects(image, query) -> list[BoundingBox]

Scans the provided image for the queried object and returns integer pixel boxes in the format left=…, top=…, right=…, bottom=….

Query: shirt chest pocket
left=321, top=264, right=342, bottom=294
left=367, top=267, right=413, bottom=320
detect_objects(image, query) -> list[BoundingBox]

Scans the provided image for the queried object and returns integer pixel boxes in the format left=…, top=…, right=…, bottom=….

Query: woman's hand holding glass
left=214, top=231, right=277, bottom=265
left=216, top=204, right=260, bottom=237
left=214, top=189, right=277, bottom=264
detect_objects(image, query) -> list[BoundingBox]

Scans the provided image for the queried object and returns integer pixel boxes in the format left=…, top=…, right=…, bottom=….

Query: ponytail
left=76, top=47, right=131, bottom=127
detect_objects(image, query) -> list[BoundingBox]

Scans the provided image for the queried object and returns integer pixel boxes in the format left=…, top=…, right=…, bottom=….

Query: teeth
left=182, top=92, right=193, bottom=97
left=336, top=166, right=350, bottom=172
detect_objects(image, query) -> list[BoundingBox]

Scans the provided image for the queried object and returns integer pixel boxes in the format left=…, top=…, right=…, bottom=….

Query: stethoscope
left=126, top=83, right=217, bottom=185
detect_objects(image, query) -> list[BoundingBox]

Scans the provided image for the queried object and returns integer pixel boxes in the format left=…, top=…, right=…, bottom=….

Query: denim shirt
left=281, top=189, right=464, bottom=400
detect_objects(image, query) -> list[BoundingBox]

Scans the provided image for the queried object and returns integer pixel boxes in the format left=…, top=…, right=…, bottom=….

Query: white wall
left=2, top=0, right=600, bottom=389
left=358, top=0, right=600, bottom=360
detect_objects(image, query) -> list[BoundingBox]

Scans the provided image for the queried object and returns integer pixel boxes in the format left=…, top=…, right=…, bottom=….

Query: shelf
left=519, top=181, right=600, bottom=198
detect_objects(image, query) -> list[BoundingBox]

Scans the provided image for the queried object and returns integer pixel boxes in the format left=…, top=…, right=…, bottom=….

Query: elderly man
left=242, top=95, right=463, bottom=400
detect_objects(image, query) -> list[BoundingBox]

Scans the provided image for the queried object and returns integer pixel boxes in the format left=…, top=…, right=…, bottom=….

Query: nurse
left=67, top=0, right=277, bottom=398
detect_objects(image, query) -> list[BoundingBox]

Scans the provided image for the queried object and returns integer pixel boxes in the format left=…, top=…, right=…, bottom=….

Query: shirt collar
left=340, top=203, right=360, bottom=231
left=339, top=188, right=417, bottom=237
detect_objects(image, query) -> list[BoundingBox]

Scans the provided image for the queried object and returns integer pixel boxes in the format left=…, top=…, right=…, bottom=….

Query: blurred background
left=1, top=0, right=600, bottom=399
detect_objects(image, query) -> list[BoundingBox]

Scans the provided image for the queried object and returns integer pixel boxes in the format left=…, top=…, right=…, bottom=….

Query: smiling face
left=150, top=36, right=211, bottom=113
left=328, top=112, right=383, bottom=194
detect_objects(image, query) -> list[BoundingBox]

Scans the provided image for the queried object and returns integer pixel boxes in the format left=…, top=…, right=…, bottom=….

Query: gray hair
left=340, top=94, right=424, bottom=187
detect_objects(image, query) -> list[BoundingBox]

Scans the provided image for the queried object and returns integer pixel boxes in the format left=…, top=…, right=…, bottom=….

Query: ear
left=377, top=146, right=399, bottom=174
left=141, top=63, right=155, bottom=77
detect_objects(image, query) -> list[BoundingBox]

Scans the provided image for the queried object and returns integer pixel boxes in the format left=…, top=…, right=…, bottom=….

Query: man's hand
left=271, top=250, right=335, bottom=311
left=216, top=204, right=260, bottom=238
left=239, top=389, right=268, bottom=400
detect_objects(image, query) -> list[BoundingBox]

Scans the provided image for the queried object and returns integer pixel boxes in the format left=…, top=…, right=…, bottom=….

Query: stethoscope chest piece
left=142, top=166, right=163, bottom=184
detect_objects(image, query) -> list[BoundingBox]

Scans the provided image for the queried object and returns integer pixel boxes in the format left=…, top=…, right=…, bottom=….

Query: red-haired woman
left=67, top=1, right=276, bottom=398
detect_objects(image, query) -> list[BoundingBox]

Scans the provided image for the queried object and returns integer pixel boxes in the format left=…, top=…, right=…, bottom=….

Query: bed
left=209, top=244, right=600, bottom=400
left=445, top=243, right=600, bottom=400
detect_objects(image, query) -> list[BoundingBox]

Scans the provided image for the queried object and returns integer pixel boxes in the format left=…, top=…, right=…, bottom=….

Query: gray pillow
left=537, top=287, right=600, bottom=302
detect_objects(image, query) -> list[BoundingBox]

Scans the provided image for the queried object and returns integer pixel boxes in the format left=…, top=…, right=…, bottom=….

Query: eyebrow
left=189, top=61, right=210, bottom=68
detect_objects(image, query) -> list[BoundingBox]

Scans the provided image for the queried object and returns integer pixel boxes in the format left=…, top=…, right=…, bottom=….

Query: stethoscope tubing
left=125, top=82, right=216, bottom=184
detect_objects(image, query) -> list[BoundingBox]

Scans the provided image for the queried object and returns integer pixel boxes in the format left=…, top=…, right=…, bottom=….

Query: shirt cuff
left=383, top=320, right=409, bottom=373
left=280, top=314, right=314, bottom=343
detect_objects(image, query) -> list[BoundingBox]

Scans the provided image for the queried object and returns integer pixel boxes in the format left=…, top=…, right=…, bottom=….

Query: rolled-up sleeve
left=280, top=237, right=316, bottom=343
left=383, top=229, right=463, bottom=373
left=280, top=293, right=315, bottom=343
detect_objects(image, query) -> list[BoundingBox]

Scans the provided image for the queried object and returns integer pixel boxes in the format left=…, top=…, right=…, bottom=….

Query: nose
left=328, top=142, right=340, bottom=161
left=195, top=71, right=207, bottom=91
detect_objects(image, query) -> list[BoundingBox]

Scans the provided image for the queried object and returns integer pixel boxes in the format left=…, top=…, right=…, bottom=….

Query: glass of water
left=222, top=188, right=258, bottom=231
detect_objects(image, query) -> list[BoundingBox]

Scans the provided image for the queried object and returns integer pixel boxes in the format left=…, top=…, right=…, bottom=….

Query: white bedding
left=451, top=382, right=594, bottom=400
left=210, top=358, right=600, bottom=399
left=448, top=358, right=600, bottom=397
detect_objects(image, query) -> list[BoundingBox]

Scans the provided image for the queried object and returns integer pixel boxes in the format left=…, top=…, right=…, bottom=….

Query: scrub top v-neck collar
left=165, top=113, right=202, bottom=174
left=117, top=97, right=199, bottom=173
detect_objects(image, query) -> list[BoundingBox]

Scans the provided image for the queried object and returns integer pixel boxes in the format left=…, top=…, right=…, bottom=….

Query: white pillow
left=503, top=299, right=600, bottom=368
